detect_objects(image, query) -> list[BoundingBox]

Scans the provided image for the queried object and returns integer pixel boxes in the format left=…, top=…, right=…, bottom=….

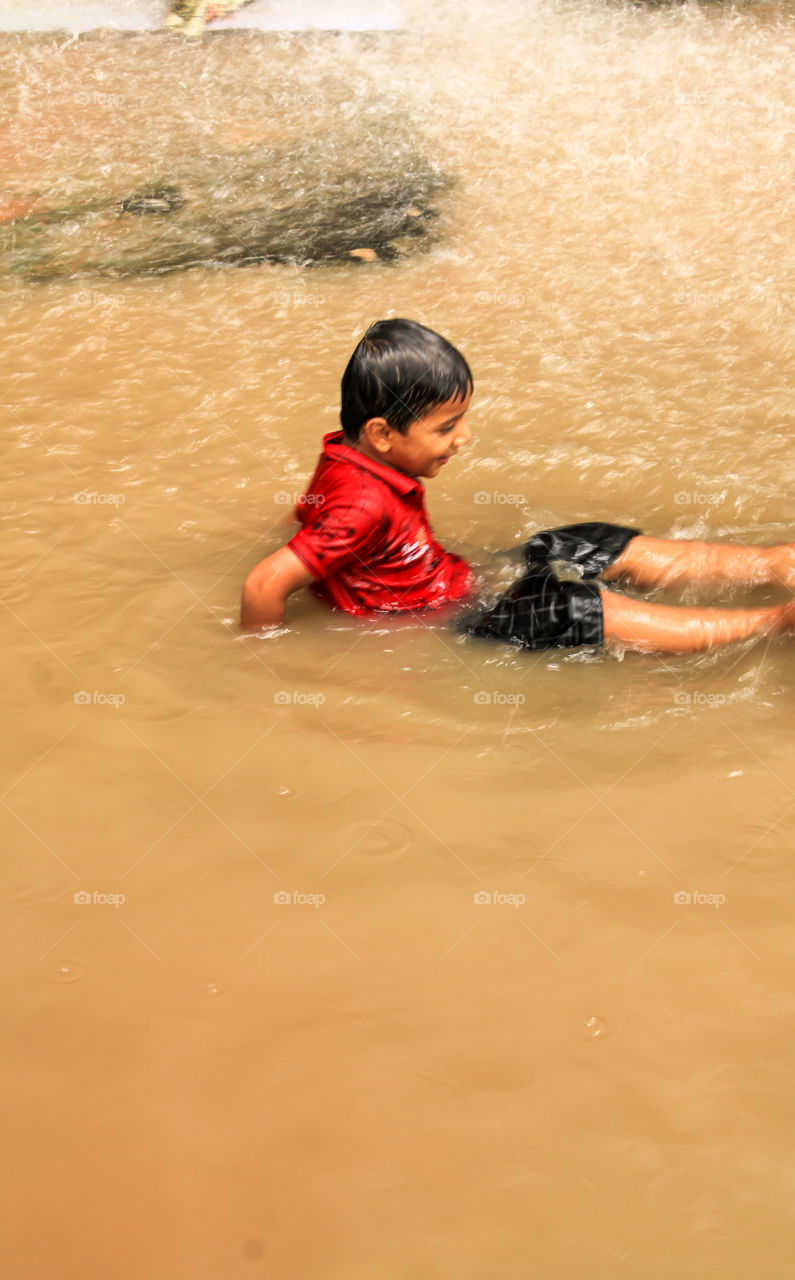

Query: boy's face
left=362, top=389, right=473, bottom=480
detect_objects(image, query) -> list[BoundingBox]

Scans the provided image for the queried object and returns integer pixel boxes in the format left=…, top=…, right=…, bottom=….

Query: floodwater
left=2, top=2, right=795, bottom=1276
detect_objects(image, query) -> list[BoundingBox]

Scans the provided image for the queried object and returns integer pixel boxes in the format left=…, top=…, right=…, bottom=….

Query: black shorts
left=462, top=522, right=640, bottom=651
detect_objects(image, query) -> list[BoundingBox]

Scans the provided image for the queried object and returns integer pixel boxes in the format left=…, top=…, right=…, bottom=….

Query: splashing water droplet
left=582, top=1015, right=608, bottom=1040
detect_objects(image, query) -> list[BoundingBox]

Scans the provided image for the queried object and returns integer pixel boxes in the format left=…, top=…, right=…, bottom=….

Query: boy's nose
left=454, top=420, right=472, bottom=448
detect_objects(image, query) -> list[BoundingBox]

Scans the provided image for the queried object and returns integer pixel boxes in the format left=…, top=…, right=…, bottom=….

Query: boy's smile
left=356, top=389, right=473, bottom=480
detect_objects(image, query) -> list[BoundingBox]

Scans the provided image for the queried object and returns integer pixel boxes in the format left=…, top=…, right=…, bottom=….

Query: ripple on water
left=380, top=1055, right=469, bottom=1098
left=452, top=1155, right=610, bottom=1272
left=631, top=1062, right=745, bottom=1148
left=340, top=818, right=418, bottom=870
left=519, top=856, right=592, bottom=913
left=489, top=1152, right=599, bottom=1199
left=3, top=864, right=78, bottom=908
left=424, top=1252, right=544, bottom=1280
left=718, top=819, right=795, bottom=891
left=48, top=960, right=85, bottom=984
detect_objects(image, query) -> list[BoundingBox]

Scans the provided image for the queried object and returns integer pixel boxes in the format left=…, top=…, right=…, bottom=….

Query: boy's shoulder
left=293, top=431, right=425, bottom=552
left=305, top=431, right=421, bottom=501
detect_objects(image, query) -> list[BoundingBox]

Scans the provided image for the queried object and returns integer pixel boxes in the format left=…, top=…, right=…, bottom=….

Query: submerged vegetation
left=0, top=126, right=449, bottom=280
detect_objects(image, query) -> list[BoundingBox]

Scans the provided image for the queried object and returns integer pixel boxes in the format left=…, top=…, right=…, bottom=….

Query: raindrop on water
left=582, top=1015, right=608, bottom=1039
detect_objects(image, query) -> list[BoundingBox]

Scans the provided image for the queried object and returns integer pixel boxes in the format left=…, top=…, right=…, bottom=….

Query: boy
left=241, top=318, right=795, bottom=653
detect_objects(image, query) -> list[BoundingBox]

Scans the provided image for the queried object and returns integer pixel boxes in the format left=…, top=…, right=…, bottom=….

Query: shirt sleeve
left=287, top=482, right=388, bottom=581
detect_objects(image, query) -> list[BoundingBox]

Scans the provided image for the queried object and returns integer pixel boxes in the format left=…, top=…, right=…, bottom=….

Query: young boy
left=241, top=318, right=795, bottom=653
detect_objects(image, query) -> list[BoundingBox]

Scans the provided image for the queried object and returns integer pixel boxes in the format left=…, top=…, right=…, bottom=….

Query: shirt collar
left=322, top=430, right=422, bottom=496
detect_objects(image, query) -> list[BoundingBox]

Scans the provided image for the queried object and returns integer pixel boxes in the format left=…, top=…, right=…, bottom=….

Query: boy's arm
left=241, top=546, right=316, bottom=630
left=601, top=592, right=795, bottom=654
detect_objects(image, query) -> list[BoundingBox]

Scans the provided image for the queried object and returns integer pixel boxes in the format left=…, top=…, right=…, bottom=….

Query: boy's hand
left=241, top=546, right=315, bottom=630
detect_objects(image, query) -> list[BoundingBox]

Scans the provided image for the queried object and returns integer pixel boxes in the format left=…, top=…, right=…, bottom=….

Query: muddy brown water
left=2, top=3, right=795, bottom=1277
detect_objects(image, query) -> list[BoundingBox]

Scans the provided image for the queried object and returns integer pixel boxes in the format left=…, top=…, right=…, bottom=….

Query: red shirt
left=288, top=431, right=475, bottom=616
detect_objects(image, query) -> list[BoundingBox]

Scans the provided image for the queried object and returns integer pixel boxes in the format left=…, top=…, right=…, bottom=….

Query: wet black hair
left=340, top=318, right=473, bottom=441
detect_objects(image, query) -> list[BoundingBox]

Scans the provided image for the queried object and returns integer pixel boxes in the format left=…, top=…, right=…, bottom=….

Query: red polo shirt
left=287, top=431, right=475, bottom=616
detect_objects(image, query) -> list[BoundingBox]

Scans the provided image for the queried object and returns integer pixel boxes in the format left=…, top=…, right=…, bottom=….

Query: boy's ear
left=360, top=417, right=395, bottom=455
